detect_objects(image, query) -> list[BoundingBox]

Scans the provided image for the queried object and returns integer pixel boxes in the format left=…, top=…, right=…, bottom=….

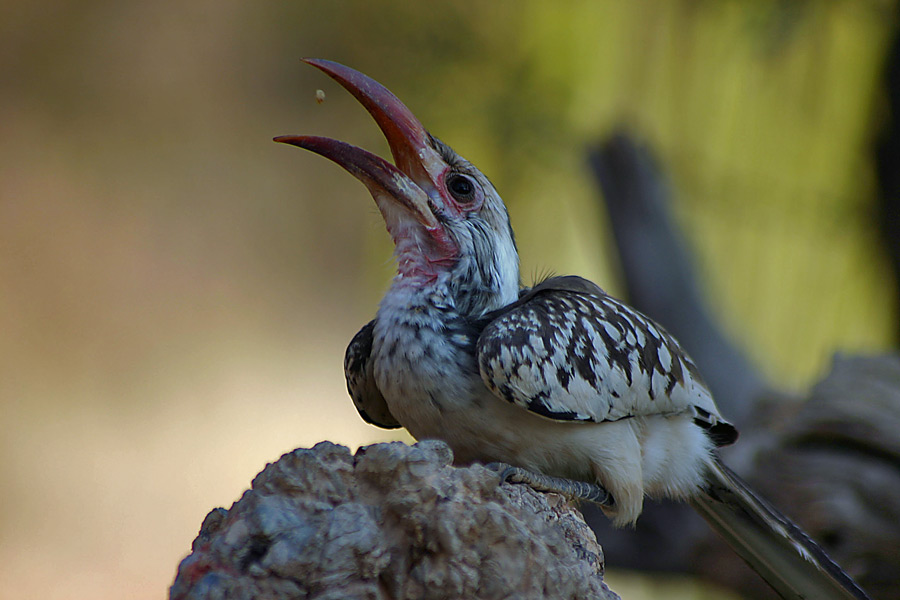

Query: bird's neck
left=389, top=216, right=521, bottom=318
left=385, top=257, right=519, bottom=323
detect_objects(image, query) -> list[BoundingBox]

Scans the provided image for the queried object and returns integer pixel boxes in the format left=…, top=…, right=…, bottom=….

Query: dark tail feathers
left=691, top=459, right=870, bottom=600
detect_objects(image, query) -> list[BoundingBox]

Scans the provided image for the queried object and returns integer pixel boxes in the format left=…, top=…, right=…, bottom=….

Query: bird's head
left=276, top=59, right=520, bottom=315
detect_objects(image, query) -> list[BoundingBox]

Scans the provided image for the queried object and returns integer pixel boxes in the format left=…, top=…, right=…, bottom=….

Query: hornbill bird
left=275, top=59, right=870, bottom=600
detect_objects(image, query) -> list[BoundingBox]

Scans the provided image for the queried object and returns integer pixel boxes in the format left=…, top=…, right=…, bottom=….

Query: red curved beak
left=275, top=59, right=448, bottom=232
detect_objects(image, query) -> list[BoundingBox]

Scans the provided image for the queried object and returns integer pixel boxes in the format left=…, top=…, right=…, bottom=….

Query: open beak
left=274, top=59, right=448, bottom=232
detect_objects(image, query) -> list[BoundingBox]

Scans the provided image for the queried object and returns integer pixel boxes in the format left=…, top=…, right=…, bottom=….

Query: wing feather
left=344, top=320, right=402, bottom=429
left=476, top=276, right=736, bottom=445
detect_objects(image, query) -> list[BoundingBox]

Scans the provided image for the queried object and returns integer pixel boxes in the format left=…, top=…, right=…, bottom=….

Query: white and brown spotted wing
left=476, top=276, right=737, bottom=446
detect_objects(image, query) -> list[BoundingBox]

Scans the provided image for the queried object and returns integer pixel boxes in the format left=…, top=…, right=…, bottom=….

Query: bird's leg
left=485, top=462, right=615, bottom=508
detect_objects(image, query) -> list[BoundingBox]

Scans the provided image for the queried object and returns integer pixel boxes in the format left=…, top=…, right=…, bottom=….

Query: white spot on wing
left=658, top=344, right=672, bottom=371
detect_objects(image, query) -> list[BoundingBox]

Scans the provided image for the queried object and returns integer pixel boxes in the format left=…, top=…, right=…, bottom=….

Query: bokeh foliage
left=283, top=0, right=897, bottom=385
left=0, top=2, right=896, bottom=600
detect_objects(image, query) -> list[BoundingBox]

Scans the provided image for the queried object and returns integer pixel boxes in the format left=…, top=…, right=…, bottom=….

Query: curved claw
left=485, top=462, right=615, bottom=508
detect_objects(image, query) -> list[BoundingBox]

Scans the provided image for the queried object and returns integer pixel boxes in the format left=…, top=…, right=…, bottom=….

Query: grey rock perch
left=169, top=440, right=619, bottom=600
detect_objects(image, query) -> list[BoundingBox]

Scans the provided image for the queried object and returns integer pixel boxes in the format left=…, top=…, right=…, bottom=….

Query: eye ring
left=446, top=173, right=477, bottom=203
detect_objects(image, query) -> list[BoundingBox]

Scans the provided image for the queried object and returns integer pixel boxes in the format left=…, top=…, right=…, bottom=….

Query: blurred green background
left=1, top=1, right=896, bottom=599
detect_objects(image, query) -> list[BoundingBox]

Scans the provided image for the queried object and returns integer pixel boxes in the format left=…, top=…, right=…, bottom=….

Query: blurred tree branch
left=876, top=27, right=900, bottom=344
left=584, top=132, right=899, bottom=599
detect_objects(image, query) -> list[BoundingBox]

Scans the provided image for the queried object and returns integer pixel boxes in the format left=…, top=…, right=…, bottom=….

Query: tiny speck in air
left=315, top=89, right=326, bottom=104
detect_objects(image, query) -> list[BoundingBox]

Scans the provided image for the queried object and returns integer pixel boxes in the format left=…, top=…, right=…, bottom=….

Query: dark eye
left=446, top=173, right=476, bottom=202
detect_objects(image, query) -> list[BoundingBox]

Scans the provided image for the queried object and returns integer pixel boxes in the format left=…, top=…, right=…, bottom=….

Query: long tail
left=690, top=459, right=870, bottom=600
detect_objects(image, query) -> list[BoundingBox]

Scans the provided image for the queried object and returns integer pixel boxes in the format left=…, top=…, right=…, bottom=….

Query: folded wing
left=476, top=276, right=736, bottom=445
